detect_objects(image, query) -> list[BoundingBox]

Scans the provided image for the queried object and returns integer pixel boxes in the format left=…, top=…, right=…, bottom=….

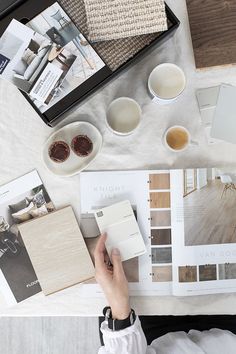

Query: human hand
left=94, top=234, right=131, bottom=320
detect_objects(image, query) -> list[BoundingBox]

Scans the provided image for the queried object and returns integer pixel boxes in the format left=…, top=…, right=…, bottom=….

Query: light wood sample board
left=186, top=0, right=236, bottom=69
left=19, top=206, right=94, bottom=295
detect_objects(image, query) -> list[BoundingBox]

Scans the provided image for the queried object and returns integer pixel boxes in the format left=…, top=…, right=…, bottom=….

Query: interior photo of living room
left=184, top=168, right=236, bottom=246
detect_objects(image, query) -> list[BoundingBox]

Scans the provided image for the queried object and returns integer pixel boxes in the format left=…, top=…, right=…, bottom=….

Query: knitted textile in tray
left=84, top=0, right=167, bottom=42
left=59, top=0, right=166, bottom=71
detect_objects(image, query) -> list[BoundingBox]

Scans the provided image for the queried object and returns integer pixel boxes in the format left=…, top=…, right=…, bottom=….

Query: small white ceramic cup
left=163, top=125, right=198, bottom=152
left=106, top=97, right=142, bottom=136
left=148, top=63, right=186, bottom=105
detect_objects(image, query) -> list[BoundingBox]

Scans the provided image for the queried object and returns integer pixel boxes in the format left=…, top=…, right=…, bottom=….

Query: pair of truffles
left=49, top=135, right=93, bottom=163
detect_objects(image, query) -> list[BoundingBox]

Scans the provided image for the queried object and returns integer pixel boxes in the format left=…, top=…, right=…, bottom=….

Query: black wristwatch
left=103, top=306, right=136, bottom=331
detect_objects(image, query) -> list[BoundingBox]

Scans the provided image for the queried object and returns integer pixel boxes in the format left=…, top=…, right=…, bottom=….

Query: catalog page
left=80, top=170, right=174, bottom=297
left=171, top=168, right=236, bottom=296
left=0, top=2, right=105, bottom=113
left=80, top=168, right=236, bottom=298
left=0, top=171, right=54, bottom=307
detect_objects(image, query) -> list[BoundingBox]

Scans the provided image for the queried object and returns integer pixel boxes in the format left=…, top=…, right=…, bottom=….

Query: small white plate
left=43, top=121, right=102, bottom=177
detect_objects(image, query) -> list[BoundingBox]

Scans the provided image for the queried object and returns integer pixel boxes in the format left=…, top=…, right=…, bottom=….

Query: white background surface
left=1, top=0, right=236, bottom=315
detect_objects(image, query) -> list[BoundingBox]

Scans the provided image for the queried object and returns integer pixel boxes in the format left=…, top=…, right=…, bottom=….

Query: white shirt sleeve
left=98, top=317, right=155, bottom=354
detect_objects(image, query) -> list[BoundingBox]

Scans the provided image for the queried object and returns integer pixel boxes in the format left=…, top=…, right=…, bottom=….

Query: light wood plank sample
left=149, top=192, right=170, bottom=208
left=150, top=210, right=171, bottom=227
left=152, top=265, right=172, bottom=282
left=149, top=174, right=170, bottom=190
left=19, top=206, right=94, bottom=295
left=186, top=0, right=236, bottom=69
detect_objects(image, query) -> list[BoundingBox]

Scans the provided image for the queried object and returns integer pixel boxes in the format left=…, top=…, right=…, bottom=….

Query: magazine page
left=0, top=171, right=54, bottom=307
left=171, top=168, right=236, bottom=296
left=79, top=170, right=173, bottom=297
left=0, top=2, right=106, bottom=113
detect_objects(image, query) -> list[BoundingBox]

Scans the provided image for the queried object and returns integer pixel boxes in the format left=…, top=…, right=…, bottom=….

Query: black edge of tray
left=0, top=0, right=26, bottom=19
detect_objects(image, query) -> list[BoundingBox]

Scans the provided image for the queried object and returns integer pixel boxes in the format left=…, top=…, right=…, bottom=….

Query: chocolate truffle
left=71, top=135, right=93, bottom=157
left=48, top=141, right=70, bottom=163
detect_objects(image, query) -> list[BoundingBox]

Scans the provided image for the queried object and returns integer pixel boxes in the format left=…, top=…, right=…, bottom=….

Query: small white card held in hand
left=94, top=200, right=146, bottom=262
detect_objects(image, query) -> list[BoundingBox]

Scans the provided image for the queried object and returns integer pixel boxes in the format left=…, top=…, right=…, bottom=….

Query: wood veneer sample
left=149, top=174, right=170, bottom=190
left=186, top=0, right=236, bottom=69
left=179, top=266, right=197, bottom=283
left=150, top=210, right=171, bottom=227
left=199, top=264, right=217, bottom=282
left=19, top=206, right=94, bottom=295
left=219, top=263, right=236, bottom=280
left=152, top=265, right=172, bottom=282
left=151, top=229, right=171, bottom=245
left=149, top=192, right=170, bottom=208
left=151, top=247, right=172, bottom=264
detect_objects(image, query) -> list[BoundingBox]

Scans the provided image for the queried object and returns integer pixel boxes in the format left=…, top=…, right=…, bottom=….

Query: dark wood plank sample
left=186, top=0, right=236, bottom=69
left=199, top=264, right=217, bottom=282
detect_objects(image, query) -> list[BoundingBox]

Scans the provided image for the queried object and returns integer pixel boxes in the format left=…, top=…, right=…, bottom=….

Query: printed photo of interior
left=184, top=168, right=236, bottom=246
left=0, top=185, right=54, bottom=302
left=26, top=2, right=105, bottom=112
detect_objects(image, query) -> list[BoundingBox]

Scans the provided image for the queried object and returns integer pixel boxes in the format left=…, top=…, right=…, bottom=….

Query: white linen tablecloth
left=1, top=0, right=236, bottom=316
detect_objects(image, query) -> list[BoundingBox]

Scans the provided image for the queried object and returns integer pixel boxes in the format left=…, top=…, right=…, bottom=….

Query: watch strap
left=103, top=307, right=136, bottom=331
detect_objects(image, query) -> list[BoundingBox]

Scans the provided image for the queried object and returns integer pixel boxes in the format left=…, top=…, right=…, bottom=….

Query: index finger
left=94, top=234, right=107, bottom=270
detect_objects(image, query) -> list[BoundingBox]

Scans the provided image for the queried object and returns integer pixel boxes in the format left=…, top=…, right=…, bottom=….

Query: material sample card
left=95, top=200, right=146, bottom=262
left=211, top=84, right=236, bottom=144
left=19, top=206, right=94, bottom=295
left=186, top=0, right=236, bottom=69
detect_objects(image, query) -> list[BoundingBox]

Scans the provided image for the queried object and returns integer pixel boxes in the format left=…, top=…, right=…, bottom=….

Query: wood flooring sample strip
left=19, top=206, right=94, bottom=295
left=186, top=0, right=236, bottom=69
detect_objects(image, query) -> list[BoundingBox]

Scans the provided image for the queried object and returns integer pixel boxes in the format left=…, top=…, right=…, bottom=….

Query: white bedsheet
left=1, top=0, right=236, bottom=316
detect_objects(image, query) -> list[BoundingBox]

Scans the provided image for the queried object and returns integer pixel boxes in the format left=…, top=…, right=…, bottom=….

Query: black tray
left=0, top=1, right=180, bottom=126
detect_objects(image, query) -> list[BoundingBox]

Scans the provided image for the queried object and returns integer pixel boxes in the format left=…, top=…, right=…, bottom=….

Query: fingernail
left=112, top=248, right=120, bottom=256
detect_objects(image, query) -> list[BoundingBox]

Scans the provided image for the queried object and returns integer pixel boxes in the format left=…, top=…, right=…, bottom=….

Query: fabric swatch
left=84, top=0, right=167, bottom=41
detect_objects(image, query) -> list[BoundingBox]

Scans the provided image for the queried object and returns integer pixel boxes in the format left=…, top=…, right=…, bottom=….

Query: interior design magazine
left=0, top=2, right=105, bottom=114
left=0, top=170, right=54, bottom=307
left=80, top=168, right=236, bottom=297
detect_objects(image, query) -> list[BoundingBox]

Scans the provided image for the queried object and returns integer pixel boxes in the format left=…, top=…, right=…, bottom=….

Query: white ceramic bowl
left=43, top=121, right=102, bottom=177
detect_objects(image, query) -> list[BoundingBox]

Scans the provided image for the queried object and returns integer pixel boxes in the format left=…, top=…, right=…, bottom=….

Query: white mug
left=106, top=97, right=142, bottom=136
left=163, top=125, right=198, bottom=152
left=148, top=63, right=186, bottom=104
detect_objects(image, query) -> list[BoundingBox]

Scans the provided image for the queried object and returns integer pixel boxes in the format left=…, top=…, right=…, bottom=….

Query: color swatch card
left=19, top=206, right=94, bottom=295
left=95, top=200, right=146, bottom=261
left=211, top=85, right=236, bottom=144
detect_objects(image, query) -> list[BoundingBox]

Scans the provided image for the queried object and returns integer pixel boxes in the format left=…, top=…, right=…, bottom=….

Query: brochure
left=0, top=171, right=54, bottom=306
left=0, top=2, right=106, bottom=113
left=80, top=168, right=236, bottom=297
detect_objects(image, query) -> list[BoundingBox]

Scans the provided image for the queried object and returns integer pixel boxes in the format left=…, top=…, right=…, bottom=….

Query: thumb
left=111, top=248, right=125, bottom=279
